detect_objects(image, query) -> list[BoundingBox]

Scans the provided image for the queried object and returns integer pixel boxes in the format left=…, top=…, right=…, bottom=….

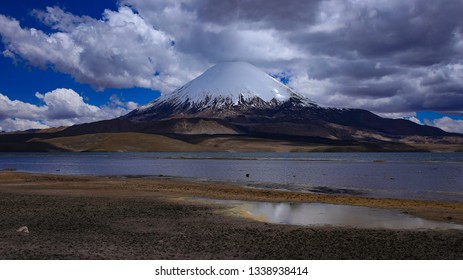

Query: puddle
left=206, top=200, right=463, bottom=230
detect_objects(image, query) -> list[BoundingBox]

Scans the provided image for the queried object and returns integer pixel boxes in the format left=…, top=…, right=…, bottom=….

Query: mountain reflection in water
left=222, top=201, right=463, bottom=230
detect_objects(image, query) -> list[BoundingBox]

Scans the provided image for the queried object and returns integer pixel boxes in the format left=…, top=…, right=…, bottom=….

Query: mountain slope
left=122, top=61, right=452, bottom=141
left=2, top=61, right=462, bottom=152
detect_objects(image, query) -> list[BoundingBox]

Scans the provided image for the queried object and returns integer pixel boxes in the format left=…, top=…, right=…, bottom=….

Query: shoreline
left=1, top=171, right=463, bottom=259
left=3, top=171, right=463, bottom=224
left=2, top=151, right=463, bottom=204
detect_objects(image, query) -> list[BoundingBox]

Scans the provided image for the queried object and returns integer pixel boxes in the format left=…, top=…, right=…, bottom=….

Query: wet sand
left=1, top=172, right=463, bottom=259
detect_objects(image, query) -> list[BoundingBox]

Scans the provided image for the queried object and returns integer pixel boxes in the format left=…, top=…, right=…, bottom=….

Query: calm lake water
left=207, top=200, right=463, bottom=230
left=1, top=152, right=463, bottom=202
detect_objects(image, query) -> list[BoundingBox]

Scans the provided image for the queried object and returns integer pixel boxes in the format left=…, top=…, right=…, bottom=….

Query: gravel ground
left=1, top=172, right=463, bottom=259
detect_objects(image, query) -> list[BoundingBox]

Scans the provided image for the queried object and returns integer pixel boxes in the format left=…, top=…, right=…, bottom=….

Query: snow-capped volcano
left=158, top=61, right=313, bottom=105
left=118, top=61, right=451, bottom=144
left=11, top=61, right=454, bottom=153
left=126, top=61, right=316, bottom=121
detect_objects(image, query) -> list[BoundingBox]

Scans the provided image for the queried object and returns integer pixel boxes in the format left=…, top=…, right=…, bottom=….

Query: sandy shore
left=1, top=171, right=463, bottom=259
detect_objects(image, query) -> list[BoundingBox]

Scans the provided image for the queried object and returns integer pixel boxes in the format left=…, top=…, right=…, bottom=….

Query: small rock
left=16, top=226, right=29, bottom=234
left=246, top=173, right=250, bottom=177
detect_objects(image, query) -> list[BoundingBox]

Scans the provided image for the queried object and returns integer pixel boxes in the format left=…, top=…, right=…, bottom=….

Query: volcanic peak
left=135, top=61, right=316, bottom=116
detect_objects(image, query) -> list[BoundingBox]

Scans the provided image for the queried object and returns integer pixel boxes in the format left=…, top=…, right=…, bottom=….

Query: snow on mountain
left=137, top=61, right=315, bottom=113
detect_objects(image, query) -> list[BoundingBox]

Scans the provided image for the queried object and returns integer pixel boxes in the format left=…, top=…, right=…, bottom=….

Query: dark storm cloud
left=196, top=0, right=322, bottom=29
left=197, top=0, right=462, bottom=60
left=304, top=58, right=399, bottom=80
left=332, top=78, right=405, bottom=98
left=190, top=0, right=463, bottom=115
left=295, top=1, right=463, bottom=61
left=423, top=92, right=463, bottom=111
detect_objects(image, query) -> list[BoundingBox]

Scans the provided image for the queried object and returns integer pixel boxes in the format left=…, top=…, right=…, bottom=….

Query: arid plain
left=1, top=172, right=462, bottom=259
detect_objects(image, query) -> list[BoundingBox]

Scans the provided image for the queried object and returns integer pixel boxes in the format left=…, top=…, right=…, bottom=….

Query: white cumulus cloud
left=0, top=89, right=137, bottom=132
left=0, top=118, right=49, bottom=132
left=0, top=7, right=193, bottom=94
left=427, top=117, right=463, bottom=134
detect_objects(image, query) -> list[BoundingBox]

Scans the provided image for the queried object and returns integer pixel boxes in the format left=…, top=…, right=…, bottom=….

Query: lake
left=200, top=199, right=463, bottom=230
left=1, top=152, right=462, bottom=202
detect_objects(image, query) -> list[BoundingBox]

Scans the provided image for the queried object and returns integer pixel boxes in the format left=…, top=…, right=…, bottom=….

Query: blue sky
left=0, top=0, right=158, bottom=106
left=1, top=0, right=463, bottom=132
